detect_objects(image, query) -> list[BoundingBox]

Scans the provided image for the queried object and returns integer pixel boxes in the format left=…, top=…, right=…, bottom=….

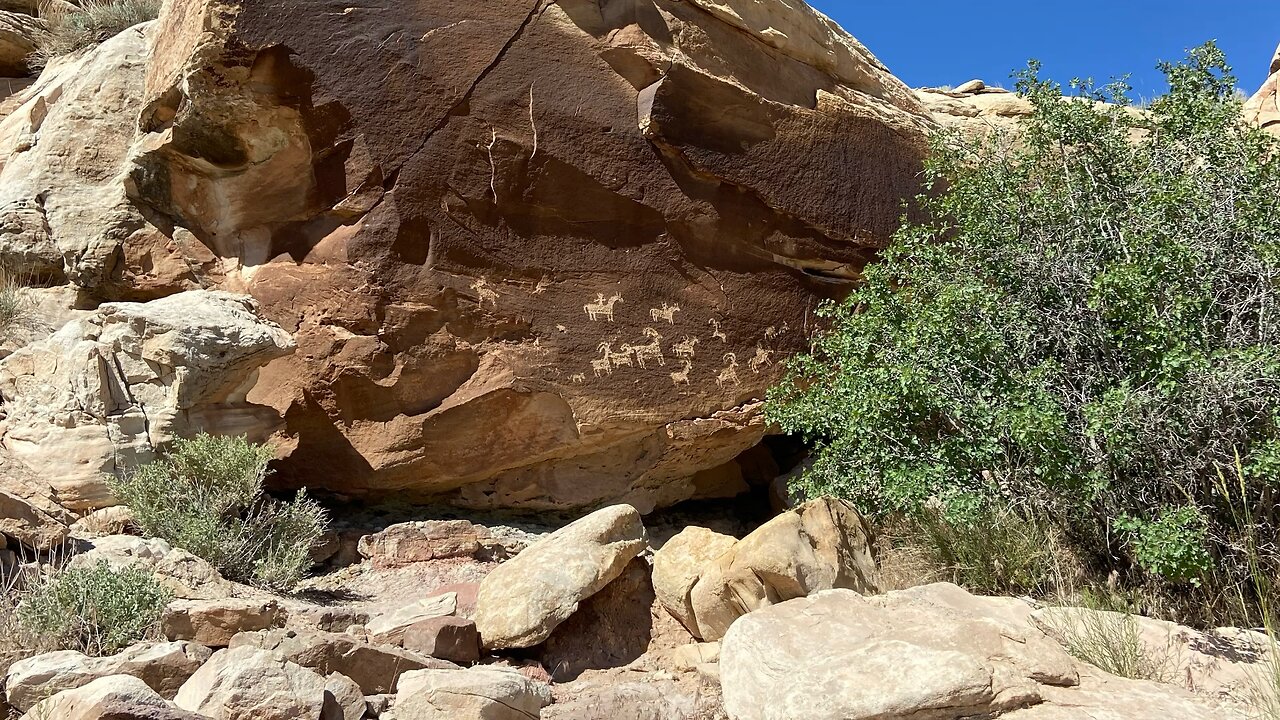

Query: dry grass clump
left=29, top=0, right=160, bottom=68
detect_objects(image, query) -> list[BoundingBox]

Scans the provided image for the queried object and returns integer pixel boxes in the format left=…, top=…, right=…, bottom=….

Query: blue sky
left=810, top=1, right=1280, bottom=100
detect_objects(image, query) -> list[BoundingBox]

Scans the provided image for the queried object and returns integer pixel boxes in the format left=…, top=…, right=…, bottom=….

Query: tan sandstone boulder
left=652, top=526, right=738, bottom=638
left=0, top=446, right=71, bottom=551
left=0, top=11, right=39, bottom=77
left=5, top=642, right=212, bottom=712
left=228, top=628, right=456, bottom=695
left=68, top=534, right=232, bottom=599
left=473, top=504, right=647, bottom=650
left=0, top=290, right=295, bottom=509
left=393, top=666, right=552, bottom=720
left=1247, top=42, right=1280, bottom=136
left=356, top=520, right=491, bottom=568
left=688, top=497, right=880, bottom=640
left=161, top=598, right=286, bottom=647
left=173, top=646, right=331, bottom=720
left=19, top=674, right=207, bottom=720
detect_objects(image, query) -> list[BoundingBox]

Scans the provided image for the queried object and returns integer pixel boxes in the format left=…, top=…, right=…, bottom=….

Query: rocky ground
left=0, top=496, right=1272, bottom=719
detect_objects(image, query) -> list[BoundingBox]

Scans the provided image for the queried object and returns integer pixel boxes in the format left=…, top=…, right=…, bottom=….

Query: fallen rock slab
left=5, top=642, right=211, bottom=712
left=161, top=598, right=285, bottom=647
left=0, top=447, right=73, bottom=551
left=229, top=628, right=455, bottom=695
left=652, top=526, right=737, bottom=638
left=474, top=504, right=647, bottom=650
left=173, top=646, right=330, bottom=720
left=357, top=520, right=491, bottom=568
left=394, top=666, right=552, bottom=720
left=366, top=592, right=458, bottom=646
left=690, top=497, right=879, bottom=640
left=19, top=674, right=207, bottom=720
left=402, top=616, right=480, bottom=665
left=720, top=586, right=1079, bottom=720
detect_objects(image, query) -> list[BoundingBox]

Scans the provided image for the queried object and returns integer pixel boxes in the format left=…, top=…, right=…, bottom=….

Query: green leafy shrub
left=16, top=561, right=170, bottom=656
left=768, top=43, right=1280, bottom=614
left=31, top=0, right=160, bottom=67
left=108, top=434, right=328, bottom=592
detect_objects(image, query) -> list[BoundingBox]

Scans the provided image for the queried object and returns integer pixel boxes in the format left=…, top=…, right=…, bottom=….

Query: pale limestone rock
left=719, top=586, right=1078, bottom=720
left=473, top=504, right=647, bottom=650
left=0, top=290, right=295, bottom=509
left=689, top=497, right=879, bottom=640
left=651, top=526, right=737, bottom=638
left=393, top=666, right=552, bottom=720
left=161, top=598, right=285, bottom=647
left=67, top=534, right=233, bottom=600
left=173, top=646, right=329, bottom=720
left=18, top=674, right=206, bottom=720
left=5, top=642, right=211, bottom=712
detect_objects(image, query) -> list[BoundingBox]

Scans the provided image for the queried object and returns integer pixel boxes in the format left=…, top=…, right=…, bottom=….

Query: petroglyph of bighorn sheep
left=569, top=373, right=586, bottom=383
left=470, top=277, right=499, bottom=309
left=585, top=293, right=624, bottom=321
left=764, top=321, right=790, bottom=341
left=709, top=318, right=727, bottom=343
left=533, top=277, right=551, bottom=295
left=650, top=303, right=681, bottom=324
left=672, top=336, right=699, bottom=359
left=592, top=342, right=622, bottom=376
left=670, top=359, right=692, bottom=386
left=717, top=353, right=740, bottom=387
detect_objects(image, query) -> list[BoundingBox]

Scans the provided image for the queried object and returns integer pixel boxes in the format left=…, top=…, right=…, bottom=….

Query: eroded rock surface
left=112, top=0, right=934, bottom=512
left=0, top=290, right=295, bottom=508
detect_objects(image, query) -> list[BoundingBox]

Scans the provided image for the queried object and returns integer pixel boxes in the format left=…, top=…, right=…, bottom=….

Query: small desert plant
left=0, top=275, right=32, bottom=341
left=108, top=434, right=328, bottom=592
left=15, top=560, right=170, bottom=656
left=1038, top=607, right=1180, bottom=682
left=30, top=0, right=160, bottom=67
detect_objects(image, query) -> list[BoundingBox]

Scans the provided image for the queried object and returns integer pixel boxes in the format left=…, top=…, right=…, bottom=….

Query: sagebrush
left=768, top=42, right=1280, bottom=622
left=30, top=0, right=160, bottom=67
left=108, top=434, right=328, bottom=592
left=14, top=560, right=170, bottom=657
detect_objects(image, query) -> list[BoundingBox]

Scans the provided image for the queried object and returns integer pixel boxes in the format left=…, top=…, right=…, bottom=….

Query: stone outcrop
left=0, top=290, right=295, bottom=509
left=0, top=11, right=39, bottom=77
left=5, top=642, right=212, bottom=712
left=402, top=616, right=481, bottom=665
left=1246, top=43, right=1280, bottom=135
left=393, top=666, right=553, bottom=720
left=687, top=497, right=879, bottom=640
left=474, top=504, right=647, bottom=650
left=0, top=445, right=71, bottom=550
left=356, top=520, right=492, bottom=568
left=652, top=525, right=738, bottom=638
left=173, top=646, right=331, bottom=720
left=161, top=599, right=286, bottom=647
left=18, top=674, right=208, bottom=720
left=84, top=0, right=937, bottom=513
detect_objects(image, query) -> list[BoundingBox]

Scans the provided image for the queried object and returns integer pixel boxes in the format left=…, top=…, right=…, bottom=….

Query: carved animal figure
left=533, top=277, right=551, bottom=295
left=627, top=327, right=665, bottom=368
left=748, top=346, right=774, bottom=373
left=717, top=353, right=740, bottom=387
left=650, top=303, right=681, bottom=324
left=709, top=318, right=727, bottom=343
left=470, top=277, right=499, bottom=309
left=584, top=293, right=624, bottom=321
left=764, top=321, right=790, bottom=341
left=672, top=336, right=699, bottom=359
left=569, top=373, right=586, bottom=383
left=592, top=342, right=619, bottom=376
left=670, top=359, right=692, bottom=386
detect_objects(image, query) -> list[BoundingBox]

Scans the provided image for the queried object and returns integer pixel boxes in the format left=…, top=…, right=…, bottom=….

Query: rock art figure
left=625, top=328, right=665, bottom=368
left=650, top=303, right=681, bottom=325
left=591, top=343, right=620, bottom=377
left=673, top=336, right=699, bottom=359
left=717, top=353, right=740, bottom=388
left=533, top=277, right=551, bottom=295
left=709, top=318, right=728, bottom=343
left=748, top=346, right=774, bottom=374
left=764, top=322, right=790, bottom=341
left=569, top=373, right=586, bottom=384
left=470, top=277, right=499, bottom=309
left=670, top=359, right=693, bottom=386
left=584, top=293, right=624, bottom=322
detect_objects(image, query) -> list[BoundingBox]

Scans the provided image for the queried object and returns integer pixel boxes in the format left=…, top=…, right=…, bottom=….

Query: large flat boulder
left=393, top=666, right=552, bottom=720
left=173, top=646, right=331, bottom=720
left=105, top=0, right=934, bottom=514
left=161, top=598, right=286, bottom=647
left=473, top=504, right=646, bottom=650
left=5, top=642, right=212, bottom=712
left=18, top=674, right=208, bottom=720
left=688, top=496, right=880, bottom=640
left=0, top=290, right=295, bottom=509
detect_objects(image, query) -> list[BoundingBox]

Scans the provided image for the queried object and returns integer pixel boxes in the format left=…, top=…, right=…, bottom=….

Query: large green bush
left=769, top=43, right=1280, bottom=607
left=108, top=434, right=328, bottom=592
left=16, top=561, right=170, bottom=656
